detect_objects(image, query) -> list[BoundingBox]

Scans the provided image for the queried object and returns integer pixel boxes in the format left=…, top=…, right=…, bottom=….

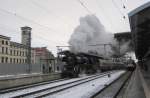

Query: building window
left=17, top=51, right=18, bottom=56
left=10, top=58, right=12, bottom=63
left=14, top=50, right=16, bottom=56
left=10, top=50, right=12, bottom=55
left=2, top=47, right=4, bottom=54
left=6, top=47, right=8, bottom=54
left=5, top=41, right=8, bottom=45
left=57, top=66, right=59, bottom=71
left=22, top=52, right=24, bottom=56
left=23, top=31, right=26, bottom=35
left=2, top=40, right=4, bottom=45
left=13, top=58, right=15, bottom=63
left=17, top=59, right=18, bottom=63
left=5, top=57, right=8, bottom=63
left=1, top=57, right=4, bottom=63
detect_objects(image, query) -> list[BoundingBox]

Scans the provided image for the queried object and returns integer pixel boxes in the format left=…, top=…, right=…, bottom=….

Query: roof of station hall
left=128, top=1, right=150, bottom=17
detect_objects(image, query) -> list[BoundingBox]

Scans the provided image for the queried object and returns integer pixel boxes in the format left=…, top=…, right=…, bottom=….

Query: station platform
left=124, top=65, right=150, bottom=98
left=0, top=72, right=61, bottom=90
left=139, top=67, right=150, bottom=98
left=122, top=67, right=145, bottom=98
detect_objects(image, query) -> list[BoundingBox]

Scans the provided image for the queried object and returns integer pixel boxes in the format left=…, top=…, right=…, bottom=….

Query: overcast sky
left=0, top=0, right=149, bottom=55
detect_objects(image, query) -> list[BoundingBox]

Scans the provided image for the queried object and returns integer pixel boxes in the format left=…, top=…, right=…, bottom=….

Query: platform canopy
left=128, top=2, right=150, bottom=60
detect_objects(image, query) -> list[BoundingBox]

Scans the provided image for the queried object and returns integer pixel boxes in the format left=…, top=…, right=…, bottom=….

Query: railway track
left=0, top=71, right=116, bottom=98
left=0, top=78, right=67, bottom=94
left=92, top=71, right=132, bottom=98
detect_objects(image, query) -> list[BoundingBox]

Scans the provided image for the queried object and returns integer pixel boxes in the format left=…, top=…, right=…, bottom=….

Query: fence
left=0, top=63, right=41, bottom=75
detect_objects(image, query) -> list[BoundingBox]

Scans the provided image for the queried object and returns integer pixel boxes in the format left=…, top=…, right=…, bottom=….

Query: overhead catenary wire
left=0, top=25, right=59, bottom=53
left=0, top=7, right=60, bottom=34
left=95, top=0, right=118, bottom=32
left=0, top=5, right=70, bottom=51
left=121, top=0, right=129, bottom=14
left=29, top=0, right=72, bottom=26
left=0, top=24, right=64, bottom=45
left=30, top=0, right=59, bottom=18
left=111, top=0, right=126, bottom=19
left=76, top=0, right=124, bottom=32
left=76, top=0, right=93, bottom=14
left=120, top=0, right=126, bottom=9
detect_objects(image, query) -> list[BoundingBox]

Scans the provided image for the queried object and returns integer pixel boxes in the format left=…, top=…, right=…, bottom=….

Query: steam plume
left=69, top=15, right=131, bottom=57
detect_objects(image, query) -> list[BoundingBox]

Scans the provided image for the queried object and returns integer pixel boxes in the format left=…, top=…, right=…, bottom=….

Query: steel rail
left=13, top=71, right=115, bottom=98
left=112, top=71, right=132, bottom=98
left=0, top=78, right=67, bottom=94
left=91, top=71, right=132, bottom=98
left=32, top=72, right=114, bottom=98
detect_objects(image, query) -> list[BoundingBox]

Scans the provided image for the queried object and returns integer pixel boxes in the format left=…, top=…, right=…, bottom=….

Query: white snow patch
left=0, top=72, right=111, bottom=97
left=45, top=71, right=125, bottom=98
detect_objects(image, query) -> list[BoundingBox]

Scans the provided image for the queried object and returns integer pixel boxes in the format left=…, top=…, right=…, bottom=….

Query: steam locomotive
left=58, top=50, right=135, bottom=78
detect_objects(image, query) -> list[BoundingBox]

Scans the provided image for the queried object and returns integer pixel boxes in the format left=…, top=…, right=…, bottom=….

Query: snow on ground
left=0, top=72, right=111, bottom=98
left=45, top=71, right=125, bottom=98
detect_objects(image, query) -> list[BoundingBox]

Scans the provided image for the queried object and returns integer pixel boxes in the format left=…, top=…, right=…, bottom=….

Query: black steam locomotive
left=59, top=51, right=102, bottom=78
left=58, top=50, right=135, bottom=78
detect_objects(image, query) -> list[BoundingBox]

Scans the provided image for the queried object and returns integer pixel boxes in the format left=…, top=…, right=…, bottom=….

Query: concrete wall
left=0, top=64, right=41, bottom=75
left=0, top=73, right=61, bottom=90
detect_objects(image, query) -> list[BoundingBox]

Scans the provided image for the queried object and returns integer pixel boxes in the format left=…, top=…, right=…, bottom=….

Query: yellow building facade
left=0, top=35, right=10, bottom=63
left=0, top=35, right=35, bottom=64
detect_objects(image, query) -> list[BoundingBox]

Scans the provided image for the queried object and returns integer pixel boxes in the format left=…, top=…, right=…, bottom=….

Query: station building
left=34, top=47, right=55, bottom=73
left=0, top=35, right=10, bottom=63
left=0, top=31, right=35, bottom=64
left=0, top=26, right=54, bottom=65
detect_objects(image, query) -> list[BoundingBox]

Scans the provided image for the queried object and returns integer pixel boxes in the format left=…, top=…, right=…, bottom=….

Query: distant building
left=0, top=35, right=35, bottom=64
left=21, top=26, right=32, bottom=46
left=114, top=32, right=131, bottom=42
left=0, top=26, right=33, bottom=64
left=34, top=47, right=55, bottom=73
left=0, top=26, right=55, bottom=73
left=0, top=26, right=35, bottom=64
left=0, top=35, right=10, bottom=63
left=21, top=26, right=32, bottom=72
left=9, top=41, right=35, bottom=64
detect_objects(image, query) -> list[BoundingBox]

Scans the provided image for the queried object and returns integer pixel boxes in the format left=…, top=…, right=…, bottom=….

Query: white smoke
left=69, top=15, right=131, bottom=57
left=111, top=40, right=131, bottom=57
left=69, top=15, right=115, bottom=57
left=120, top=41, right=131, bottom=54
